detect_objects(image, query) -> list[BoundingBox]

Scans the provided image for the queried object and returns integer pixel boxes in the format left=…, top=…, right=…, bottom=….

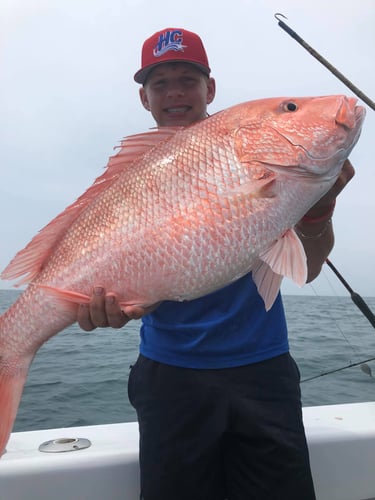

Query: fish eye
left=282, top=101, right=298, bottom=112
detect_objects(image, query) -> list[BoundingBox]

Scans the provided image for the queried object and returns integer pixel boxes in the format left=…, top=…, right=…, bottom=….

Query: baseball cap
left=134, top=28, right=211, bottom=84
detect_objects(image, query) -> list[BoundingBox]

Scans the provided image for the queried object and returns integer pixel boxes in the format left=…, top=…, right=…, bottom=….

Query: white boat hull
left=1, top=402, right=375, bottom=500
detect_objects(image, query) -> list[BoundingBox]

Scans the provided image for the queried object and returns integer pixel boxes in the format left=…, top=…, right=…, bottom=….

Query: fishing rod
left=301, top=355, right=375, bottom=383
left=274, top=13, right=375, bottom=329
left=326, top=259, right=375, bottom=329
left=274, top=13, right=375, bottom=111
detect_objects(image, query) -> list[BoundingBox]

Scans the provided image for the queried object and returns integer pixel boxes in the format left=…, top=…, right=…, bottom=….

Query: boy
left=78, top=28, right=354, bottom=500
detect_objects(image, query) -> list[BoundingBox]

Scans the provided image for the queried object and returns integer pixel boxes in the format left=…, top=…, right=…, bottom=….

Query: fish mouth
left=278, top=103, right=365, bottom=162
left=304, top=105, right=365, bottom=161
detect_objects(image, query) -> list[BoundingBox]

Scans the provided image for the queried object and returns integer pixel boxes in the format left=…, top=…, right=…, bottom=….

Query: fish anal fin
left=1, top=127, right=182, bottom=285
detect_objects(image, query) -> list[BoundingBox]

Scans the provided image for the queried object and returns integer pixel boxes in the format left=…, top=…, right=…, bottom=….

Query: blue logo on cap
left=153, top=30, right=187, bottom=57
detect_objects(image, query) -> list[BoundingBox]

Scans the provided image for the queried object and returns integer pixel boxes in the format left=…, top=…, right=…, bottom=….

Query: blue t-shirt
left=140, top=273, right=289, bottom=369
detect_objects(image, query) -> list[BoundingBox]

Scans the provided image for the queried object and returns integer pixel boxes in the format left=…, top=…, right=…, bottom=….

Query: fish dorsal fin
left=1, top=127, right=181, bottom=284
left=252, top=228, right=307, bottom=310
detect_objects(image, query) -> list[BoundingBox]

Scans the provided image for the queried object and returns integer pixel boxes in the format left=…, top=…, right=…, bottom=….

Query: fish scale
left=0, top=95, right=365, bottom=457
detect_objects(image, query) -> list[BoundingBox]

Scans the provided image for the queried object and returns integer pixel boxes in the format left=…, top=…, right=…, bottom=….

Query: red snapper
left=0, top=95, right=365, bottom=456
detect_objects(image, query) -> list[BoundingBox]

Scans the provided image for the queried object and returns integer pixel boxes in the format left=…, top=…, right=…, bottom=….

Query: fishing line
left=313, top=264, right=375, bottom=378
left=316, top=267, right=373, bottom=355
left=304, top=269, right=375, bottom=381
left=292, top=279, right=370, bottom=383
left=305, top=279, right=358, bottom=356
left=274, top=13, right=375, bottom=111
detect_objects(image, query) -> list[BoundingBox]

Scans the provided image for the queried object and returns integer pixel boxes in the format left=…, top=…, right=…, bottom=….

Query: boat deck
left=1, top=402, right=375, bottom=500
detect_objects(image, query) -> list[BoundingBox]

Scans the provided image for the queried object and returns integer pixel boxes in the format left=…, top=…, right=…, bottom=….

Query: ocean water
left=1, top=290, right=375, bottom=433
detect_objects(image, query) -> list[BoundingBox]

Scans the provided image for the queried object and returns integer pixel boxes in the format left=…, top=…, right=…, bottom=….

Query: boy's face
left=140, top=62, right=216, bottom=127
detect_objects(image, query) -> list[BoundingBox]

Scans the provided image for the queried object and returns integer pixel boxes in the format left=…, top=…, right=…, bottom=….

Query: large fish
left=0, top=95, right=365, bottom=456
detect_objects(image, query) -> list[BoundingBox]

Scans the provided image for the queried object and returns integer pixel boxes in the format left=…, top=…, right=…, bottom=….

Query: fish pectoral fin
left=0, top=357, right=32, bottom=457
left=253, top=229, right=308, bottom=311
left=227, top=176, right=276, bottom=199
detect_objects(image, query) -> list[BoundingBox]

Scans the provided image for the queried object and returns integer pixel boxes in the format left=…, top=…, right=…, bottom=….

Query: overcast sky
left=1, top=0, right=374, bottom=298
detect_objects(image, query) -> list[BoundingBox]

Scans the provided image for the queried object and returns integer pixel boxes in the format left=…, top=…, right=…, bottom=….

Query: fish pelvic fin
left=1, top=127, right=182, bottom=285
left=253, top=228, right=307, bottom=310
left=0, top=356, right=32, bottom=458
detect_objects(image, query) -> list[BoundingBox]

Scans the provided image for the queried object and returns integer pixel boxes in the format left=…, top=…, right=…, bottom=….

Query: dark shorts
left=128, top=353, right=316, bottom=500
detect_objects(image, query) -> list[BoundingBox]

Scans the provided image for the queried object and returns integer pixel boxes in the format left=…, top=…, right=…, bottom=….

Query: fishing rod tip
left=274, top=13, right=288, bottom=21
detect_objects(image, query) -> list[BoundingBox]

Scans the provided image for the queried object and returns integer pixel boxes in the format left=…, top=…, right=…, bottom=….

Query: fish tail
left=0, top=355, right=31, bottom=457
